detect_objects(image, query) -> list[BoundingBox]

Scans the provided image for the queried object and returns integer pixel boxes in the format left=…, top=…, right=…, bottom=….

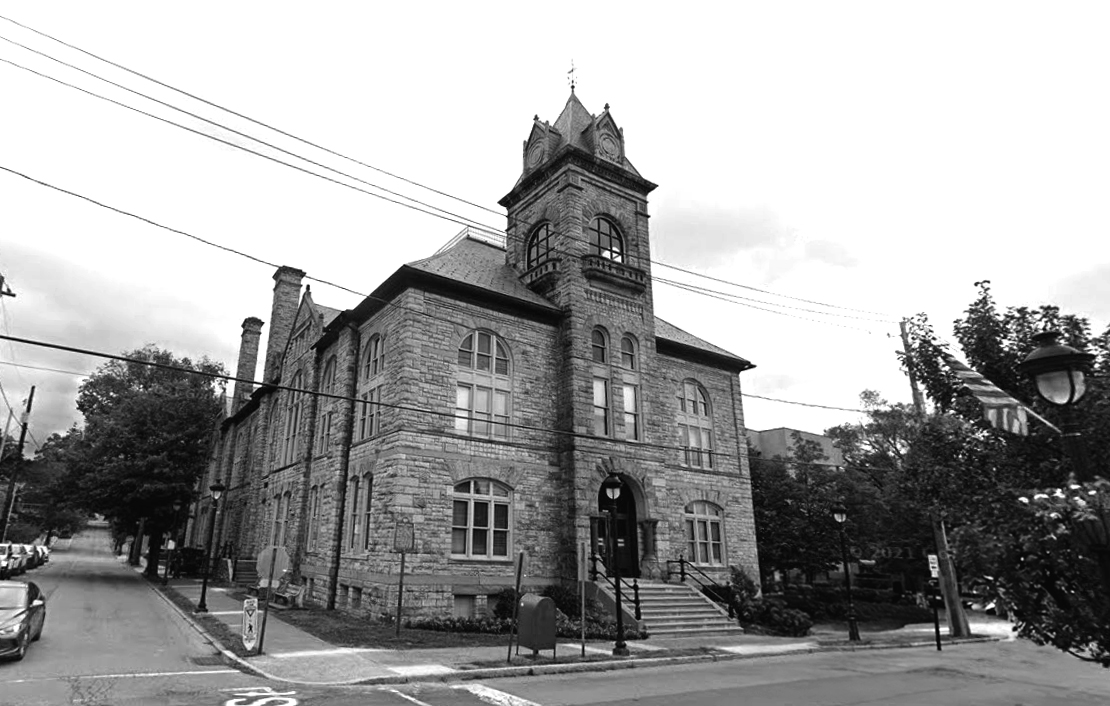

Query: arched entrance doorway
left=596, top=476, right=639, bottom=578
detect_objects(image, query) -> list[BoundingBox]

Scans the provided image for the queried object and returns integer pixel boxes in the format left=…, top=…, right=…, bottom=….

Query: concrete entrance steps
left=634, top=580, right=745, bottom=637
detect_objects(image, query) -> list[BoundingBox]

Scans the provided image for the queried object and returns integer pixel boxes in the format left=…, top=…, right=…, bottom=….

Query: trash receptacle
left=517, top=593, right=556, bottom=654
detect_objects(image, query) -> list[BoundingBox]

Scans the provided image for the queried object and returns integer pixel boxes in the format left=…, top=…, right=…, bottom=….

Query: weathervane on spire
left=568, top=60, right=576, bottom=93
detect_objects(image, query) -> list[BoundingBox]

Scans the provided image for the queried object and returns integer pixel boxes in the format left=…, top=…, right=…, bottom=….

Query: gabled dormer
left=281, top=286, right=340, bottom=370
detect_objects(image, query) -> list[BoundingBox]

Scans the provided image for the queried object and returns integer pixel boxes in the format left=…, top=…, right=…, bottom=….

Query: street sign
left=166, top=539, right=175, bottom=551
left=393, top=518, right=415, bottom=553
left=256, top=546, right=290, bottom=585
left=927, top=553, right=939, bottom=578
left=242, top=597, right=259, bottom=651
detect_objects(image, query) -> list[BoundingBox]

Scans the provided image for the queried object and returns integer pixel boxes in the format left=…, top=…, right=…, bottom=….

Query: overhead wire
left=0, top=332, right=885, bottom=472
left=0, top=17, right=891, bottom=322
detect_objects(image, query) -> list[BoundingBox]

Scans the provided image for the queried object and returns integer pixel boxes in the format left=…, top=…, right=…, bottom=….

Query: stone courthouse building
left=195, top=91, right=761, bottom=619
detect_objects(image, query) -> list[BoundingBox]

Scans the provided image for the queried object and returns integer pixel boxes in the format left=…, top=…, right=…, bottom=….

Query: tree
left=22, top=429, right=89, bottom=542
left=71, top=346, right=226, bottom=578
left=902, top=282, right=1110, bottom=665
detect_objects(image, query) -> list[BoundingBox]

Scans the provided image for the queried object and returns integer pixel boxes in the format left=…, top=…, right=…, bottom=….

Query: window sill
left=449, top=556, right=514, bottom=565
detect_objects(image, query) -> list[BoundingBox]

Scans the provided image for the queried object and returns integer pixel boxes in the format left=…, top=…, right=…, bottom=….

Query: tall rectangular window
left=362, top=476, right=373, bottom=551
left=593, top=378, right=610, bottom=436
left=622, top=384, right=639, bottom=440
left=348, top=477, right=361, bottom=549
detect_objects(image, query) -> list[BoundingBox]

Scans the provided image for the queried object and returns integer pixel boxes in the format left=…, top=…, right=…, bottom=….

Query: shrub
left=491, top=587, right=518, bottom=620
left=542, top=583, right=581, bottom=619
left=745, top=598, right=812, bottom=637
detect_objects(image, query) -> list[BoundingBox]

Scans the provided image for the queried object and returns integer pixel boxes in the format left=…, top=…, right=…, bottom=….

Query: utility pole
left=899, top=321, right=971, bottom=638
left=0, top=386, right=34, bottom=542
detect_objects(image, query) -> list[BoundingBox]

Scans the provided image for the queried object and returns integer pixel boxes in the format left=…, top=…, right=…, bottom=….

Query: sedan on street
left=0, top=581, right=46, bottom=661
left=0, top=545, right=25, bottom=578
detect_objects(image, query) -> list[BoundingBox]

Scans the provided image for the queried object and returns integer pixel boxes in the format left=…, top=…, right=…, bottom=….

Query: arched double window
left=451, top=479, right=512, bottom=559
left=591, top=327, right=611, bottom=436
left=588, top=216, right=624, bottom=262
left=685, top=501, right=724, bottom=565
left=318, top=356, right=337, bottom=453
left=678, top=379, right=714, bottom=468
left=526, top=222, right=554, bottom=269
left=455, top=331, right=511, bottom=439
left=282, top=372, right=303, bottom=465
left=620, top=335, right=640, bottom=441
left=358, top=334, right=386, bottom=441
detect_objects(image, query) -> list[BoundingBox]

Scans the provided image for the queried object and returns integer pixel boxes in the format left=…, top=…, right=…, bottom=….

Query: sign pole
left=257, top=545, right=278, bottom=655
left=395, top=551, right=406, bottom=637
left=927, top=554, right=942, bottom=652
left=507, top=551, right=525, bottom=663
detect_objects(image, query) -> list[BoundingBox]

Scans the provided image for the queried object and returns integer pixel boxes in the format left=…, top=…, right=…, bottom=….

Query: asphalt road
left=4, top=526, right=1108, bottom=706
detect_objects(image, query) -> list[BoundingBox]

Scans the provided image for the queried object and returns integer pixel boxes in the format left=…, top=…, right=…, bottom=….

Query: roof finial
left=567, top=59, right=576, bottom=93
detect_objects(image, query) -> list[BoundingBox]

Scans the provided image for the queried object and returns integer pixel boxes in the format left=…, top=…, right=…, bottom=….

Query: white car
left=0, top=545, right=25, bottom=578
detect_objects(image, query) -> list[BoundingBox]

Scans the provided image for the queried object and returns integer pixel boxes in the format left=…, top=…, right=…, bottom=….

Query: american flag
left=942, top=352, right=1029, bottom=436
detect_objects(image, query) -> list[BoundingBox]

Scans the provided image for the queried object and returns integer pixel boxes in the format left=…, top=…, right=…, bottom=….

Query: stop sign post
left=255, top=545, right=289, bottom=655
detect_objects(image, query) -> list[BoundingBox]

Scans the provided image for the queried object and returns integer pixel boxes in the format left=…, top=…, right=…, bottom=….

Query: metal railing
left=589, top=551, right=642, bottom=620
left=665, top=555, right=734, bottom=618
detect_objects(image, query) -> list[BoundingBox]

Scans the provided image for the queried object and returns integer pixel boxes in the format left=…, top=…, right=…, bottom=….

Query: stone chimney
left=232, top=317, right=264, bottom=413
left=262, top=266, right=306, bottom=383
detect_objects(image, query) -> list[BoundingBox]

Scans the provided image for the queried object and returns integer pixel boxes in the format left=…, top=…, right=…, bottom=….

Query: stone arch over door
left=593, top=457, right=649, bottom=579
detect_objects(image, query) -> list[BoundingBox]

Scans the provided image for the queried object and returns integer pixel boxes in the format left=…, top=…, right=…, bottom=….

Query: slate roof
left=410, top=231, right=750, bottom=369
left=405, top=234, right=560, bottom=312
left=316, top=304, right=342, bottom=328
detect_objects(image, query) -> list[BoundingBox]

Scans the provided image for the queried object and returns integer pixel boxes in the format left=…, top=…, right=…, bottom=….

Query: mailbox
left=517, top=593, right=557, bottom=654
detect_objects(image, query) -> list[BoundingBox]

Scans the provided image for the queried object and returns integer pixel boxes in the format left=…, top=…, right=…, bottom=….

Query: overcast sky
left=2, top=2, right=1108, bottom=453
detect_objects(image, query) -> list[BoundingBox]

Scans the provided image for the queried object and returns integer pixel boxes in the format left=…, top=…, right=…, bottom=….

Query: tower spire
left=567, top=59, right=576, bottom=93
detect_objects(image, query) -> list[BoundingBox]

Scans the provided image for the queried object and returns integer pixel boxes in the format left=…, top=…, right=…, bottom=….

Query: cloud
left=1053, top=265, right=1110, bottom=327
left=803, top=239, right=859, bottom=268
left=652, top=203, right=796, bottom=268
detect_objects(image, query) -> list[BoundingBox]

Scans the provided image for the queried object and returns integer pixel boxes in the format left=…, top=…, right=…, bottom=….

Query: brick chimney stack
left=263, top=266, right=306, bottom=383
left=232, top=317, right=264, bottom=413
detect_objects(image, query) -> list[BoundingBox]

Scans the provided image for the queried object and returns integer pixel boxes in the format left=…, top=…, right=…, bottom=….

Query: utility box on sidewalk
left=517, top=593, right=556, bottom=655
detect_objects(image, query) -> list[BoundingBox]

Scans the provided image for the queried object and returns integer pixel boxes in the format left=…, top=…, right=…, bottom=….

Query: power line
left=0, top=332, right=888, bottom=473
left=0, top=19, right=888, bottom=322
left=0, top=12, right=506, bottom=221
left=741, top=393, right=865, bottom=413
left=0, top=55, right=506, bottom=238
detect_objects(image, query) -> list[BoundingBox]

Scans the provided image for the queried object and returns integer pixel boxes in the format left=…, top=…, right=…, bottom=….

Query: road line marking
left=7, top=669, right=240, bottom=683
left=268, top=647, right=385, bottom=658
left=383, top=688, right=436, bottom=706
left=454, top=683, right=543, bottom=706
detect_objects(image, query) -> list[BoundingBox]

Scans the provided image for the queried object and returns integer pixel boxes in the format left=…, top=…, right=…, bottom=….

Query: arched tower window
left=678, top=379, right=714, bottom=468
left=591, top=327, right=609, bottom=363
left=588, top=216, right=624, bottom=262
left=358, top=334, right=386, bottom=441
left=620, top=335, right=637, bottom=370
left=455, top=331, right=512, bottom=439
left=526, top=222, right=554, bottom=269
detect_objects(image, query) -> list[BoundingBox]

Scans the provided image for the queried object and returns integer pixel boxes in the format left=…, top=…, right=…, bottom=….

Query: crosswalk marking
left=454, top=683, right=543, bottom=706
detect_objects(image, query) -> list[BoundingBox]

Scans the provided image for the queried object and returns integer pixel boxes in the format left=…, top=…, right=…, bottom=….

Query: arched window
left=358, top=335, right=386, bottom=441
left=282, top=372, right=303, bottom=465
left=588, top=216, right=624, bottom=262
left=526, top=222, right=554, bottom=269
left=307, top=485, right=320, bottom=550
left=678, top=379, right=714, bottom=468
left=685, top=501, right=724, bottom=565
left=452, top=479, right=512, bottom=559
left=455, top=331, right=511, bottom=439
left=363, top=334, right=386, bottom=381
left=591, top=327, right=608, bottom=363
left=620, top=335, right=637, bottom=370
left=318, top=356, right=337, bottom=453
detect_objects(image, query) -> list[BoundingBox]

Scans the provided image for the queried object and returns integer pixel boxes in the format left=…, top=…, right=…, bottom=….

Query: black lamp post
left=601, top=471, right=629, bottom=656
left=1019, top=330, right=1095, bottom=481
left=195, top=482, right=225, bottom=614
left=1019, top=331, right=1110, bottom=590
left=831, top=502, right=861, bottom=642
left=163, top=499, right=183, bottom=586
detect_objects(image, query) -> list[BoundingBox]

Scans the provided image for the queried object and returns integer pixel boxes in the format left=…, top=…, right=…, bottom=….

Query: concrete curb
left=132, top=561, right=1009, bottom=689
left=129, top=561, right=278, bottom=682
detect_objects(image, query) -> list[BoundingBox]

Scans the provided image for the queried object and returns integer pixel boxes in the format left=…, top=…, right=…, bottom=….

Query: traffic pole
left=0, top=386, right=33, bottom=542
left=257, top=545, right=278, bottom=655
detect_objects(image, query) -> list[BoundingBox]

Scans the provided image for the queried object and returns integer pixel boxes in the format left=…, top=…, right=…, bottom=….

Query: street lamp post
left=601, top=471, right=629, bottom=657
left=832, top=503, right=861, bottom=642
left=195, top=482, right=225, bottom=614
left=1019, top=331, right=1110, bottom=590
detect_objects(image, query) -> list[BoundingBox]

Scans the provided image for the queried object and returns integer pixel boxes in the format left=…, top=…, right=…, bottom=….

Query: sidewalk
left=138, top=567, right=1011, bottom=686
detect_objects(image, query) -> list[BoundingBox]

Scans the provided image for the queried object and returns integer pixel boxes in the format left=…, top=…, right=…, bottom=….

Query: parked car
left=0, top=581, right=46, bottom=661
left=33, top=546, right=49, bottom=565
left=0, top=545, right=26, bottom=578
left=20, top=546, right=39, bottom=570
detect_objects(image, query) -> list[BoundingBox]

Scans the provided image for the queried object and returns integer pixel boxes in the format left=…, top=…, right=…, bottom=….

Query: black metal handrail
left=589, top=551, right=642, bottom=620
left=665, top=555, right=734, bottom=618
